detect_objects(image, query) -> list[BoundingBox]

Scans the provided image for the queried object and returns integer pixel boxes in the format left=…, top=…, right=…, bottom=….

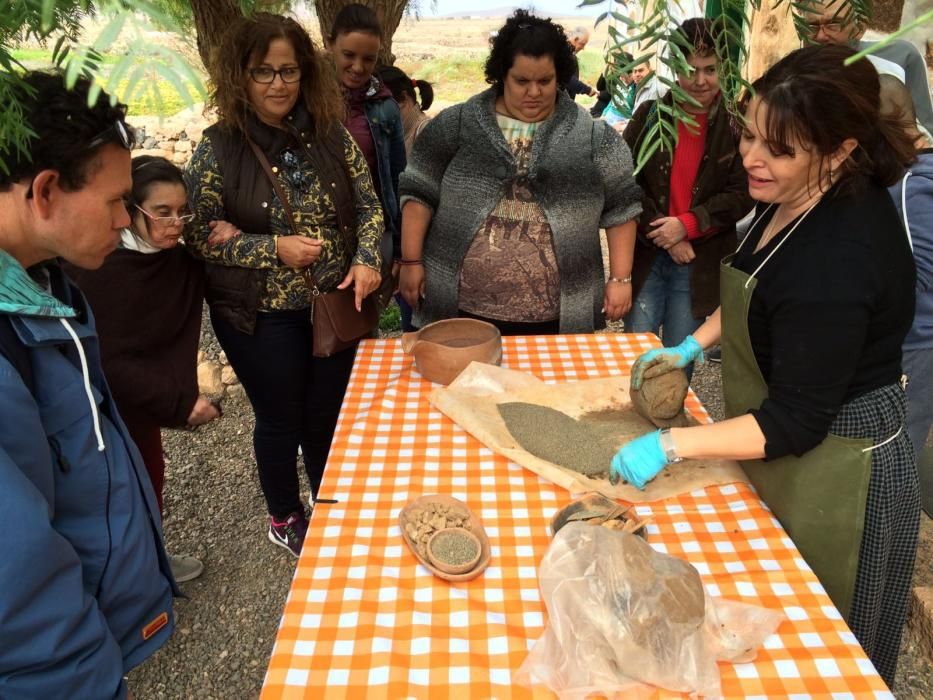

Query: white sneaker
left=169, top=553, right=204, bottom=582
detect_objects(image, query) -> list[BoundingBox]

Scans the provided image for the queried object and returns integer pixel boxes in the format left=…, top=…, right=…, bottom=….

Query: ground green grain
left=497, top=402, right=624, bottom=478
left=430, top=530, right=478, bottom=565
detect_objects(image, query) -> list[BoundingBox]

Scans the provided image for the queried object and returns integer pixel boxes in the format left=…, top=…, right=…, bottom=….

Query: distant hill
left=440, top=6, right=520, bottom=18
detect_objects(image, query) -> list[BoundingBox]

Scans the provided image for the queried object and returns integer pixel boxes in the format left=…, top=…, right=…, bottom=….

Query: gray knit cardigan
left=399, top=88, right=642, bottom=333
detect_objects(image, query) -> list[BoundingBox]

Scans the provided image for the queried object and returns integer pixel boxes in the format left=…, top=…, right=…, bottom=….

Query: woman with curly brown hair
left=185, top=13, right=384, bottom=557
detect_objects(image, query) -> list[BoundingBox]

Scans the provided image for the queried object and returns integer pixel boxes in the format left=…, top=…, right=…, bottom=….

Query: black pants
left=458, top=309, right=560, bottom=336
left=211, top=308, right=356, bottom=519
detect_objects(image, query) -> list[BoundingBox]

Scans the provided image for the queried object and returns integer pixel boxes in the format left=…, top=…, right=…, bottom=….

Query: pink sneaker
left=267, top=511, right=309, bottom=557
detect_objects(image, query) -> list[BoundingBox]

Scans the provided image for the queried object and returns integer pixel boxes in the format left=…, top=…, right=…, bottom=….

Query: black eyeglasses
left=249, top=67, right=302, bottom=84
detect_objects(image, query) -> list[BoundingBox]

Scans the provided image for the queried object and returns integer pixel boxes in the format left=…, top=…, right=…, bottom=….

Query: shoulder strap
left=245, top=137, right=327, bottom=294
left=246, top=137, right=300, bottom=236
left=0, top=316, right=35, bottom=396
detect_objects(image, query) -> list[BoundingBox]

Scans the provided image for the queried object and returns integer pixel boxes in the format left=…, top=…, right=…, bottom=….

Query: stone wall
left=128, top=109, right=210, bottom=167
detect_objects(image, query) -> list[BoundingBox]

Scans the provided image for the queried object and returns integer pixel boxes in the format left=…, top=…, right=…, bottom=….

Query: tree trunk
left=744, top=1, right=799, bottom=84
left=314, top=0, right=409, bottom=65
left=190, top=0, right=246, bottom=78
left=868, top=0, right=905, bottom=32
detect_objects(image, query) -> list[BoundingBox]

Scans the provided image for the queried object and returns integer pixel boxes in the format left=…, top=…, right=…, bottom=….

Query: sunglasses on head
left=86, top=120, right=132, bottom=151
left=25, top=120, right=131, bottom=198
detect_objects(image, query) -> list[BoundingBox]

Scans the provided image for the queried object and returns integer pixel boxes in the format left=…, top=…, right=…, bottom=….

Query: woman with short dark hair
left=611, top=44, right=919, bottom=687
left=66, top=155, right=214, bottom=582
left=399, top=10, right=641, bottom=335
left=185, top=13, right=384, bottom=557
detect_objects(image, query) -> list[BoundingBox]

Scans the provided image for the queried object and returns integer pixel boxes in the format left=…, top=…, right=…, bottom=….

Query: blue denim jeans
left=903, top=346, right=933, bottom=515
left=904, top=346, right=933, bottom=456
left=624, top=251, right=703, bottom=379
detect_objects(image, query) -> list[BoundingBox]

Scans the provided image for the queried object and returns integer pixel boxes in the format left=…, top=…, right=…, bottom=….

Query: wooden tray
left=399, top=494, right=492, bottom=582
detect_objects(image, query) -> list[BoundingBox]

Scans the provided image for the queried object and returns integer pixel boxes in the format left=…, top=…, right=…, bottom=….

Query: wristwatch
left=659, top=429, right=683, bottom=464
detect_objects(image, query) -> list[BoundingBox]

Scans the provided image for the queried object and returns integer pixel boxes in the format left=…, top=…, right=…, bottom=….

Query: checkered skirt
left=829, top=383, right=921, bottom=687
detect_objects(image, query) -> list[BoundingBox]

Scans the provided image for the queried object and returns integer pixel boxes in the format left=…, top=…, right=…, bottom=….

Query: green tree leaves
left=0, top=0, right=205, bottom=173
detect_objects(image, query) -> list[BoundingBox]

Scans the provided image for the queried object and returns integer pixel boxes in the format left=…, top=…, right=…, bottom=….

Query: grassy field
left=12, top=47, right=202, bottom=117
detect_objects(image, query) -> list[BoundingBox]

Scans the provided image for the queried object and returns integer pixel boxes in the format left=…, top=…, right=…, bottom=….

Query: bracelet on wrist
left=398, top=258, right=423, bottom=266
left=273, top=235, right=279, bottom=258
left=607, top=275, right=632, bottom=284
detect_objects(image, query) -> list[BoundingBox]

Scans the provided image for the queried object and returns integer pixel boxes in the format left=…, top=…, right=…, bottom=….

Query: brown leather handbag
left=247, top=138, right=379, bottom=358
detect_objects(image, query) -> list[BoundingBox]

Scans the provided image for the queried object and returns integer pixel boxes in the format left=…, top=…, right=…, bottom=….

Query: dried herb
left=430, top=530, right=478, bottom=566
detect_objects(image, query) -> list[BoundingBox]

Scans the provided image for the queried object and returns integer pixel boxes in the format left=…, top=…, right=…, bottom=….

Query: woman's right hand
left=631, top=335, right=704, bottom=390
left=399, top=263, right=426, bottom=309
left=187, top=396, right=221, bottom=426
left=277, top=235, right=323, bottom=268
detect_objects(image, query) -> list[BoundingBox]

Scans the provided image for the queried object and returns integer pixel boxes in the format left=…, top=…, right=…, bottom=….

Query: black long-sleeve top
left=566, top=54, right=593, bottom=100
left=733, top=180, right=915, bottom=459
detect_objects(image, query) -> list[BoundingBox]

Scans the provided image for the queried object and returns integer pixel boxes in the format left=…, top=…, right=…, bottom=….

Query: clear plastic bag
left=515, top=523, right=785, bottom=698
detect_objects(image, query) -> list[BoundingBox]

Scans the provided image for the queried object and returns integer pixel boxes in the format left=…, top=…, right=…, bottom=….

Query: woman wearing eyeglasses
left=185, top=13, right=383, bottom=557
left=66, top=155, right=217, bottom=584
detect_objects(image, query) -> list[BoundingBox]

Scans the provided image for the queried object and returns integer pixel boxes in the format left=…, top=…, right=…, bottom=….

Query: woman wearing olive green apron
left=609, top=45, right=921, bottom=689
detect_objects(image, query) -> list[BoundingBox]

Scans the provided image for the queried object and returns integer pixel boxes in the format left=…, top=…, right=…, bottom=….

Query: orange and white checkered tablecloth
left=262, top=333, right=891, bottom=699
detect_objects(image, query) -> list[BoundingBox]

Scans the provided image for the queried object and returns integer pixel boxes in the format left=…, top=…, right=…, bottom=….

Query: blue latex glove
left=631, top=334, right=704, bottom=390
left=609, top=430, right=669, bottom=489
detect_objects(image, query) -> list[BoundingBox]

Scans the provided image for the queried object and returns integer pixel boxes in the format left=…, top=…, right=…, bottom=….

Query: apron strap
left=900, top=171, right=914, bottom=252
left=735, top=204, right=774, bottom=255
left=862, top=425, right=903, bottom=452
left=743, top=200, right=821, bottom=288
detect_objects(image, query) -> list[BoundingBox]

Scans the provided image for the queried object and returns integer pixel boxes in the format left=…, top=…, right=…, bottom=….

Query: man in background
left=566, top=26, right=597, bottom=100
left=796, top=0, right=933, bottom=135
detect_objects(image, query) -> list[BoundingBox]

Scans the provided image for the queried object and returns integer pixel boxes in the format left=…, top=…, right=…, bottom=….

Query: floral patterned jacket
left=185, top=109, right=383, bottom=313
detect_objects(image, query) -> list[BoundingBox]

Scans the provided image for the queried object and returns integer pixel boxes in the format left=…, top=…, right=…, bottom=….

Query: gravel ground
left=128, top=327, right=932, bottom=699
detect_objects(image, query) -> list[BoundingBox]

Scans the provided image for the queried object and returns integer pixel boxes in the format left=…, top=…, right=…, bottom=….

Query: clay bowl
left=401, top=318, right=502, bottom=385
left=399, top=494, right=492, bottom=582
left=550, top=492, right=648, bottom=539
left=426, top=527, right=483, bottom=575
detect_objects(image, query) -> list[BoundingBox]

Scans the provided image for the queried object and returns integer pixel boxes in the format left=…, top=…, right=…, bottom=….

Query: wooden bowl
left=426, top=527, right=483, bottom=575
left=399, top=494, right=492, bottom=582
left=401, top=318, right=502, bottom=385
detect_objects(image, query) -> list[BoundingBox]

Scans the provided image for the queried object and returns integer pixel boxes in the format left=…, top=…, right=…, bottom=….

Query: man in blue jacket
left=0, top=72, right=177, bottom=699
